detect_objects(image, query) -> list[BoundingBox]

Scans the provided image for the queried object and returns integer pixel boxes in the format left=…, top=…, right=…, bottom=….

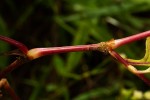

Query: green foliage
left=0, top=0, right=150, bottom=99
left=0, top=16, right=10, bottom=67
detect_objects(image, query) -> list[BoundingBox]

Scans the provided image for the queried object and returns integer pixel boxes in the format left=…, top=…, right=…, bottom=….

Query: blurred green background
left=0, top=0, right=150, bottom=100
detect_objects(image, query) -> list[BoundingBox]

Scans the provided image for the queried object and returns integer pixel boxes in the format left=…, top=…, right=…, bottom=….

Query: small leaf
left=53, top=55, right=80, bottom=80
left=127, top=37, right=150, bottom=66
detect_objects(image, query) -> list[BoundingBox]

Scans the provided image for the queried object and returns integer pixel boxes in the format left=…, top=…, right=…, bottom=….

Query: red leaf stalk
left=109, top=50, right=150, bottom=86
left=0, top=35, right=28, bottom=54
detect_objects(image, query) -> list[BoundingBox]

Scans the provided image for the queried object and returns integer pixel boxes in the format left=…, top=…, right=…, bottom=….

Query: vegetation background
left=0, top=0, right=150, bottom=99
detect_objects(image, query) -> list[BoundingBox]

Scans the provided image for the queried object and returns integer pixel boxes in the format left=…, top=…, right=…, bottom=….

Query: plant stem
left=0, top=58, right=28, bottom=79
left=113, top=30, right=150, bottom=49
left=27, top=44, right=100, bottom=59
left=0, top=44, right=100, bottom=78
left=109, top=50, right=150, bottom=86
left=0, top=35, right=28, bottom=54
left=0, top=78, right=20, bottom=100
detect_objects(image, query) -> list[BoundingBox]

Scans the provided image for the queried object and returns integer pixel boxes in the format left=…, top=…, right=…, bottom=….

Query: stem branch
left=114, top=30, right=150, bottom=49
left=109, top=50, right=150, bottom=86
left=0, top=35, right=28, bottom=54
left=27, top=44, right=100, bottom=59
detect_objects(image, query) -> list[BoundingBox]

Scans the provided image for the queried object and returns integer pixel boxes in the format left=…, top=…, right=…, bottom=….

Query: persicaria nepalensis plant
left=1, top=30, right=150, bottom=99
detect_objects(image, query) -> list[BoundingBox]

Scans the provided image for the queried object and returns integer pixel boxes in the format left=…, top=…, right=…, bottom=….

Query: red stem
left=0, top=58, right=27, bottom=79
left=4, top=79, right=20, bottom=100
left=27, top=44, right=99, bottom=59
left=109, top=50, right=150, bottom=86
left=113, top=30, right=150, bottom=49
left=0, top=79, right=20, bottom=100
left=0, top=35, right=28, bottom=54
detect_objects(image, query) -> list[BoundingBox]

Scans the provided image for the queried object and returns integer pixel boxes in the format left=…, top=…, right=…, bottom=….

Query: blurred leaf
left=15, top=0, right=42, bottom=28
left=73, top=85, right=119, bottom=100
left=5, top=0, right=17, bottom=14
left=55, top=17, right=76, bottom=35
left=131, top=0, right=150, bottom=3
left=131, top=90, right=143, bottom=100
left=0, top=16, right=10, bottom=67
left=90, top=25, right=113, bottom=41
left=46, top=84, right=58, bottom=92
left=66, top=21, right=89, bottom=71
left=28, top=65, right=52, bottom=100
left=0, top=16, right=8, bottom=34
left=53, top=55, right=80, bottom=80
left=119, top=88, right=133, bottom=99
left=144, top=91, right=150, bottom=99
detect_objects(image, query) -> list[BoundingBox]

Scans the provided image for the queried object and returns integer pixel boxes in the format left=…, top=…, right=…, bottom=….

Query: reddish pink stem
left=0, top=35, right=28, bottom=54
left=27, top=44, right=99, bottom=59
left=109, top=50, right=150, bottom=86
left=113, top=30, right=150, bottom=49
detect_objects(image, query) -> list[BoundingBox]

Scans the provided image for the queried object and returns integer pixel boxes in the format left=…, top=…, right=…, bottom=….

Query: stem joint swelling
left=0, top=30, right=150, bottom=98
left=98, top=39, right=115, bottom=53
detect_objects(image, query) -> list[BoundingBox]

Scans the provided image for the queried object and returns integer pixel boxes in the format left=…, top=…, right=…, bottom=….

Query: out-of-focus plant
left=0, top=30, right=150, bottom=99
left=1, top=0, right=150, bottom=99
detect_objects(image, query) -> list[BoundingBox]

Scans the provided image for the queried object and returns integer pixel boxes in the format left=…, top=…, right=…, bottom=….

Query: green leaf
left=127, top=37, right=150, bottom=65
left=66, top=21, right=89, bottom=71
left=73, top=87, right=114, bottom=100
left=53, top=55, right=80, bottom=79
left=46, top=84, right=58, bottom=92
left=0, top=16, right=10, bottom=67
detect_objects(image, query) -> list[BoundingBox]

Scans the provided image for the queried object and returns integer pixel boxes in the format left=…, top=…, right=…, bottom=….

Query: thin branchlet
left=109, top=50, right=150, bottom=86
left=0, top=57, right=29, bottom=79
left=0, top=35, right=28, bottom=54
